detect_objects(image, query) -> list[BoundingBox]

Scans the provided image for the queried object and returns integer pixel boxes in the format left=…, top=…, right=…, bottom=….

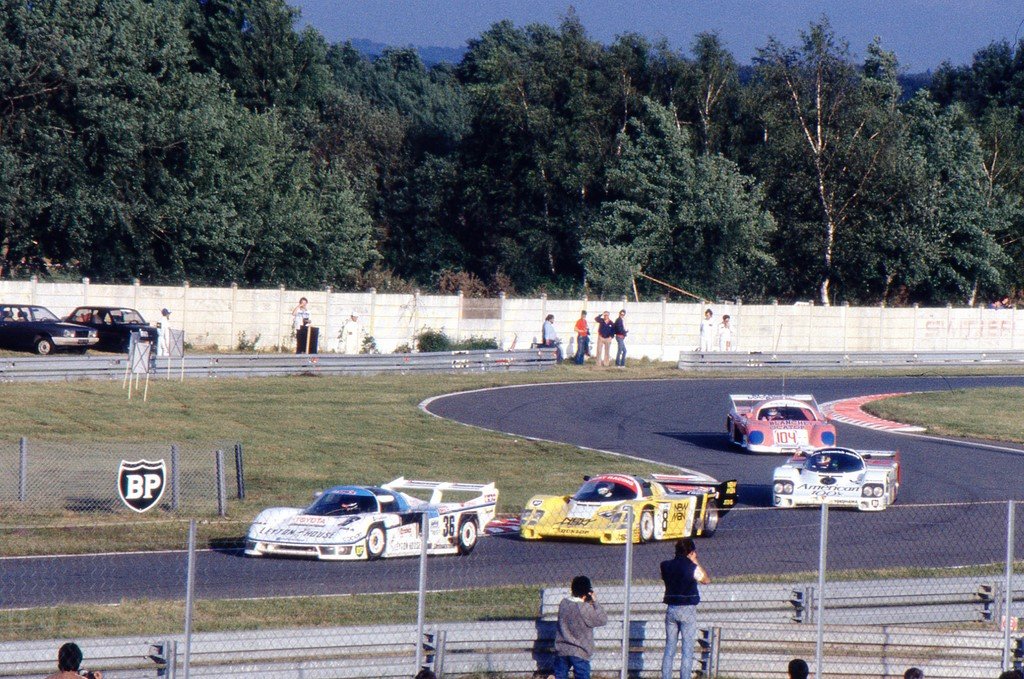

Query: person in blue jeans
left=661, top=538, right=711, bottom=679
left=613, top=309, right=628, bottom=367
left=553, top=575, right=608, bottom=679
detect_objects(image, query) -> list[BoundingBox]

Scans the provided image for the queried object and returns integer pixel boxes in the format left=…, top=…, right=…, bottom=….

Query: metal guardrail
left=0, top=348, right=557, bottom=382
left=678, top=349, right=1024, bottom=370
left=541, top=577, right=1005, bottom=626
left=2, top=618, right=1016, bottom=679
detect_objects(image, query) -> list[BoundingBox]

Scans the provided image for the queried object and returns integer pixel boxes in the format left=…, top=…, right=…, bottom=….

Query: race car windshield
left=807, top=453, right=863, bottom=473
left=306, top=493, right=378, bottom=516
left=758, top=406, right=811, bottom=421
left=573, top=479, right=636, bottom=502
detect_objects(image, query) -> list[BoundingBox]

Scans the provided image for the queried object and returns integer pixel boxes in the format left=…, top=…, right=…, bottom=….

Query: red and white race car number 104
left=775, top=430, right=802, bottom=445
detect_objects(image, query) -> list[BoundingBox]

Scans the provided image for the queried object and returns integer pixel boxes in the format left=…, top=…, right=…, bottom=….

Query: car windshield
left=573, top=478, right=637, bottom=502
left=111, top=309, right=146, bottom=324
left=806, top=452, right=863, bottom=473
left=758, top=406, right=811, bottom=421
left=305, top=492, right=378, bottom=516
left=27, top=307, right=60, bottom=322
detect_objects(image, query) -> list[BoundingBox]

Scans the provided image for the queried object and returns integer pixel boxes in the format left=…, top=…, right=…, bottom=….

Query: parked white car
left=773, top=447, right=900, bottom=512
left=245, top=477, right=498, bottom=560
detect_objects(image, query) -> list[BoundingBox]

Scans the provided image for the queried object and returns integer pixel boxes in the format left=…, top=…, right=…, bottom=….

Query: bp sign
left=117, top=459, right=167, bottom=512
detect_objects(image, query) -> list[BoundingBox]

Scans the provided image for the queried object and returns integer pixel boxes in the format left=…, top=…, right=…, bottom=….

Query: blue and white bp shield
left=118, top=459, right=167, bottom=513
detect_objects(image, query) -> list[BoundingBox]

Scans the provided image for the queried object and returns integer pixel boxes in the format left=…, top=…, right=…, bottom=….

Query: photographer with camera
left=552, top=575, right=607, bottom=679
left=46, top=642, right=102, bottom=679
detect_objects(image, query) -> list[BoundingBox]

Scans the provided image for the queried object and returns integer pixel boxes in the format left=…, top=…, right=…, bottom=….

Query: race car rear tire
left=698, top=501, right=719, bottom=537
left=457, top=517, right=479, bottom=555
left=639, top=509, right=655, bottom=543
left=366, top=524, right=386, bottom=560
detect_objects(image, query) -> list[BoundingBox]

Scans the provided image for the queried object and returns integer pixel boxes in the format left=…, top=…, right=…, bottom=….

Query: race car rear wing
left=383, top=477, right=498, bottom=504
left=651, top=474, right=739, bottom=512
left=730, top=394, right=817, bottom=411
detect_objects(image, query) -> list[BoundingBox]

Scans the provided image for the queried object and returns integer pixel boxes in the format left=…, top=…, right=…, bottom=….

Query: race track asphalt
left=5, top=374, right=1024, bottom=608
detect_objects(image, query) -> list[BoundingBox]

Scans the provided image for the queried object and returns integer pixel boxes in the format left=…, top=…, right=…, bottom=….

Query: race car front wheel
left=366, top=524, right=386, bottom=560
left=457, top=517, right=479, bottom=555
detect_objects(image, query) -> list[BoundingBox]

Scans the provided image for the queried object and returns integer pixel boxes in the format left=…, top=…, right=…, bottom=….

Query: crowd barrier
left=678, top=349, right=1024, bottom=370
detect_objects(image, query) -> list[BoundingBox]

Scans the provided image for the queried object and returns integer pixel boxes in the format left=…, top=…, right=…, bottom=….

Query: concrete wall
left=2, top=278, right=1019, bottom=358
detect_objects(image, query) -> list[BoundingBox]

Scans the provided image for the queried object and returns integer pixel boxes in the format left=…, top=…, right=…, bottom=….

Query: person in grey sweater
left=553, top=575, right=608, bottom=679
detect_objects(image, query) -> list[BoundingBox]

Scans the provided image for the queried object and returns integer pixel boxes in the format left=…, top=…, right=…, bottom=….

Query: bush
left=413, top=329, right=498, bottom=352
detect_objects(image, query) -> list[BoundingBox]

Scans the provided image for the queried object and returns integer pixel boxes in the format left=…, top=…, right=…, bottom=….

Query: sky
left=289, top=0, right=1024, bottom=72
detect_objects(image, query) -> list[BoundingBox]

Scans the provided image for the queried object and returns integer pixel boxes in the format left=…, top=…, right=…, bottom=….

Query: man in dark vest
left=661, top=538, right=711, bottom=679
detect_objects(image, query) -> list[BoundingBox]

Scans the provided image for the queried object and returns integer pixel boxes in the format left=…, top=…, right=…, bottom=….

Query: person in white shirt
left=699, top=309, right=715, bottom=352
left=339, top=310, right=364, bottom=354
left=717, top=314, right=733, bottom=351
left=291, top=297, right=310, bottom=331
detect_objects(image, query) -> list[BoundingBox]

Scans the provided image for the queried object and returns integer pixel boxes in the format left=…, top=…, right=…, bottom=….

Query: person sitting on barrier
left=788, top=658, right=809, bottom=679
left=46, top=642, right=102, bottom=679
left=904, top=668, right=924, bottom=679
left=553, top=575, right=607, bottom=679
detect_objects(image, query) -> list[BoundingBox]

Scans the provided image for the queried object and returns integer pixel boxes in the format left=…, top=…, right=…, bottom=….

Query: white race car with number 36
left=244, top=478, right=498, bottom=560
left=773, top=447, right=900, bottom=512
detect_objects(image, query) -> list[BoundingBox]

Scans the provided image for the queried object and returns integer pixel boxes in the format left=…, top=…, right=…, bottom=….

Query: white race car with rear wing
left=244, top=477, right=498, bottom=560
left=773, top=447, right=900, bottom=512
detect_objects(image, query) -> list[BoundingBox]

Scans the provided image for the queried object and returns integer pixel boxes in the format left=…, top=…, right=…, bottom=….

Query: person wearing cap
left=553, top=575, right=607, bottom=679
left=339, top=310, right=363, bottom=354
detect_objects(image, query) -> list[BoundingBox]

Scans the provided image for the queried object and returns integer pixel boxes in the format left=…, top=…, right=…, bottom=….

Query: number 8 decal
left=660, top=505, right=669, bottom=533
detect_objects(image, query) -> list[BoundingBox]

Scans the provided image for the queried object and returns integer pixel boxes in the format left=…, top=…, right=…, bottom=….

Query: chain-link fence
left=0, top=439, right=242, bottom=514
left=2, top=500, right=1023, bottom=678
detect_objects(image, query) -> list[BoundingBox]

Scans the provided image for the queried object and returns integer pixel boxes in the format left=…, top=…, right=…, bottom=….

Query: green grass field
left=863, top=387, right=1024, bottom=443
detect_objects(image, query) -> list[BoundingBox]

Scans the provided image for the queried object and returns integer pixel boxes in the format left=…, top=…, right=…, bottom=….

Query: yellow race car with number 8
left=519, top=471, right=737, bottom=544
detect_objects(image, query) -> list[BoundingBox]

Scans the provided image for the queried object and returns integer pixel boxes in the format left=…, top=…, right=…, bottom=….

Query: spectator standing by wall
left=46, top=642, right=102, bottom=679
left=573, top=311, right=590, bottom=365
left=543, top=314, right=563, bottom=363
left=699, top=309, right=715, bottom=352
left=595, top=311, right=614, bottom=367
left=339, top=310, right=364, bottom=354
left=661, top=538, right=711, bottom=679
left=613, top=309, right=628, bottom=367
left=717, top=314, right=733, bottom=352
left=291, top=297, right=310, bottom=332
left=553, top=575, right=607, bottom=679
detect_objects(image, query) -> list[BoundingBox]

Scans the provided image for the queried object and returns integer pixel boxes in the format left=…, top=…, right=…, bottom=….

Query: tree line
left=1, top=0, right=1022, bottom=306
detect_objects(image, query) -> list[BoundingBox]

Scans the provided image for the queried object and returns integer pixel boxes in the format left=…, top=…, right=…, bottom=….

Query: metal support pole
left=234, top=442, right=245, bottom=500
left=215, top=449, right=226, bottom=517
left=171, top=445, right=180, bottom=511
left=183, top=519, right=197, bottom=679
left=1005, top=501, right=1016, bottom=670
left=18, top=437, right=27, bottom=502
left=620, top=505, right=634, bottom=679
left=816, top=503, right=828, bottom=678
left=415, top=511, right=429, bottom=673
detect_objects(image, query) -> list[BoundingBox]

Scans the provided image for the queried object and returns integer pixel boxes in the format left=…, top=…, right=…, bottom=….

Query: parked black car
left=65, top=306, right=159, bottom=353
left=0, top=304, right=99, bottom=355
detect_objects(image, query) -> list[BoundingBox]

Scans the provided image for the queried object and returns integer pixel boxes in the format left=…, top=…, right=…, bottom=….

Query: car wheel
left=34, top=337, right=54, bottom=355
left=698, top=500, right=719, bottom=537
left=365, top=524, right=386, bottom=560
left=639, top=508, right=655, bottom=543
left=457, top=517, right=479, bottom=555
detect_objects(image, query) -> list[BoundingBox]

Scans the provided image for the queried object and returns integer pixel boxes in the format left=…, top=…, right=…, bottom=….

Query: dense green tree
left=584, top=99, right=775, bottom=299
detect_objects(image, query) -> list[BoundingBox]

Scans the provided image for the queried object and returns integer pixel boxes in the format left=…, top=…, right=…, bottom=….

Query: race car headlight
left=748, top=430, right=765, bottom=445
left=598, top=509, right=623, bottom=521
left=774, top=481, right=794, bottom=495
left=821, top=431, right=835, bottom=446
left=520, top=509, right=543, bottom=523
left=862, top=485, right=884, bottom=498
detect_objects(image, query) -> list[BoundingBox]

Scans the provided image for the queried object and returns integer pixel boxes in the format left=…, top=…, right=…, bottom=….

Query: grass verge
left=863, top=387, right=1024, bottom=443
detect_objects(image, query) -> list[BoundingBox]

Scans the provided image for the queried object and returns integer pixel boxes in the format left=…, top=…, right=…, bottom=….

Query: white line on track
left=0, top=547, right=216, bottom=562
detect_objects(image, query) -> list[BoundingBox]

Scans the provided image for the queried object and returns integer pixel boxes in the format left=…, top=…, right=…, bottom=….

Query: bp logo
left=118, top=459, right=167, bottom=513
